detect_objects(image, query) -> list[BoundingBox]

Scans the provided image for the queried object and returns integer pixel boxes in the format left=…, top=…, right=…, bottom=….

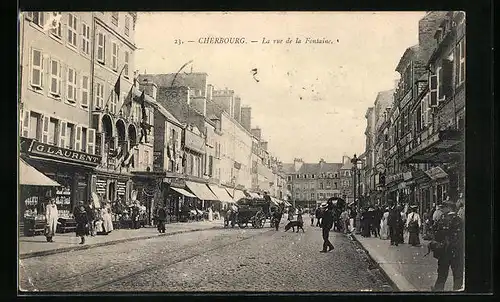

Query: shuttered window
left=67, top=13, right=78, bottom=48
left=30, top=49, right=43, bottom=89
left=66, top=67, right=77, bottom=103
left=97, top=32, right=106, bottom=63
left=81, top=75, right=89, bottom=107
left=49, top=59, right=62, bottom=97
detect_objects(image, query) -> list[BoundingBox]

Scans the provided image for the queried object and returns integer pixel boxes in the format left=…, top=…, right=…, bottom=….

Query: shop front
left=163, top=177, right=196, bottom=223
left=385, top=172, right=404, bottom=206
left=207, top=184, right=235, bottom=211
left=424, top=166, right=450, bottom=205
left=131, top=171, right=165, bottom=226
left=185, top=180, right=218, bottom=212
left=19, top=137, right=101, bottom=236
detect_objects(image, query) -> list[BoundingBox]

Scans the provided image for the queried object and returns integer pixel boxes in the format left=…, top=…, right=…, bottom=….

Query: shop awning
left=186, top=181, right=218, bottom=201
left=19, top=158, right=61, bottom=186
left=208, top=185, right=235, bottom=203
left=171, top=187, right=196, bottom=198
left=424, top=166, right=448, bottom=180
left=226, top=188, right=246, bottom=202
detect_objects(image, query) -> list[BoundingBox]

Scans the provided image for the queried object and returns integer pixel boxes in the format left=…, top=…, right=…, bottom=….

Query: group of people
left=43, top=198, right=115, bottom=245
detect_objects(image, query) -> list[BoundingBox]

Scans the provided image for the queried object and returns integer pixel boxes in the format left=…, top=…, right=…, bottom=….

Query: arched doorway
left=102, top=115, right=114, bottom=150
left=116, top=119, right=127, bottom=155
left=128, top=124, right=137, bottom=147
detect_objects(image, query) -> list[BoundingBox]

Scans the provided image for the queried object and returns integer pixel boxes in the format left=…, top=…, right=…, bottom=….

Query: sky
left=134, top=11, right=426, bottom=164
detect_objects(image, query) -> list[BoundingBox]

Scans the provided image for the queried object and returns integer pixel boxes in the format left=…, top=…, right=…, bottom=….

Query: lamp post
left=351, top=154, right=363, bottom=209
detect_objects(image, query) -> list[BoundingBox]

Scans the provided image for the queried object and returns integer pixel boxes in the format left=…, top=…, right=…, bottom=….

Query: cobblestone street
left=19, top=225, right=394, bottom=292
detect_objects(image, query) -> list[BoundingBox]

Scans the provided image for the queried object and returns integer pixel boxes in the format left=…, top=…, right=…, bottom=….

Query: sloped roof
left=298, top=163, right=320, bottom=174
left=138, top=73, right=208, bottom=92
left=319, top=163, right=342, bottom=173
left=280, top=163, right=296, bottom=174
left=340, top=161, right=353, bottom=170
left=395, top=45, right=420, bottom=73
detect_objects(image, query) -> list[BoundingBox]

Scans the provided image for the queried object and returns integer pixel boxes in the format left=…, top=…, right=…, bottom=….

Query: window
left=124, top=51, right=129, bottom=78
left=28, top=112, right=41, bottom=139
left=112, top=42, right=118, bottom=71
left=97, top=32, right=106, bottom=64
left=311, top=193, right=315, bottom=199
left=48, top=118, right=58, bottom=145
left=81, top=127, right=87, bottom=152
left=437, top=66, right=444, bottom=100
left=66, top=67, right=77, bottom=103
left=30, top=49, right=43, bottom=89
left=81, top=23, right=90, bottom=55
left=112, top=12, right=119, bottom=26
left=30, top=12, right=45, bottom=27
left=403, top=63, right=412, bottom=92
left=109, top=84, right=117, bottom=114
left=125, top=15, right=130, bottom=36
left=49, top=12, right=62, bottom=38
left=455, top=39, right=466, bottom=86
left=49, top=59, right=62, bottom=97
left=95, top=82, right=104, bottom=109
left=334, top=182, right=338, bottom=189
left=416, top=104, right=422, bottom=132
left=81, top=75, right=89, bottom=108
left=66, top=123, right=75, bottom=149
left=67, top=14, right=77, bottom=48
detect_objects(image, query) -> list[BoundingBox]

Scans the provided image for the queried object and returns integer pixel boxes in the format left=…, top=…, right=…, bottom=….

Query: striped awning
left=247, top=192, right=262, bottom=199
left=208, top=185, right=235, bottom=203
left=186, top=181, right=218, bottom=201
left=171, top=187, right=196, bottom=198
left=226, top=188, right=246, bottom=202
left=19, top=159, right=61, bottom=187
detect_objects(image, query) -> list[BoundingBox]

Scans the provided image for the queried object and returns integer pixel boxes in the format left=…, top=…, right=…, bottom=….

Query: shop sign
left=184, top=131, right=205, bottom=154
left=21, top=137, right=101, bottom=166
left=403, top=172, right=413, bottom=181
left=425, top=166, right=448, bottom=180
left=153, top=150, right=164, bottom=171
left=167, top=178, right=186, bottom=188
left=386, top=172, right=404, bottom=184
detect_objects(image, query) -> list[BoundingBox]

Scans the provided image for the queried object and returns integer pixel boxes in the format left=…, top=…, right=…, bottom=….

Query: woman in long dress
left=379, top=207, right=390, bottom=240
left=406, top=206, right=421, bottom=246
left=45, top=198, right=58, bottom=242
left=208, top=207, right=213, bottom=222
left=101, top=205, right=114, bottom=234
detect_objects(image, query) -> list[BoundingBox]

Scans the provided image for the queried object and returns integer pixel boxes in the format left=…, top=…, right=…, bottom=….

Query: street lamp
left=351, top=154, right=363, bottom=208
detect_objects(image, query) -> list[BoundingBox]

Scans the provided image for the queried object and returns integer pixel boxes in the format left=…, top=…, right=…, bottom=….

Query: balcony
left=401, top=128, right=463, bottom=164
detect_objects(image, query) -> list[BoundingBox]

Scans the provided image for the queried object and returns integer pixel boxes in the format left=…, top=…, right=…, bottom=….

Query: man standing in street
left=431, top=199, right=464, bottom=291
left=320, top=201, right=335, bottom=253
left=315, top=206, right=322, bottom=227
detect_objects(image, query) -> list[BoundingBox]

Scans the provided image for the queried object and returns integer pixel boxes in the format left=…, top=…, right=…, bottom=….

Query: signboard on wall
left=184, top=131, right=205, bottom=154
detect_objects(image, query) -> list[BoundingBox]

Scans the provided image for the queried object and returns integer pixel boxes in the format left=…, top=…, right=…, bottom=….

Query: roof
left=138, top=73, right=208, bottom=93
left=395, top=45, right=420, bottom=73
left=132, top=89, right=182, bottom=126
left=298, top=163, right=319, bottom=174
left=340, top=161, right=353, bottom=170
left=319, top=163, right=342, bottom=173
left=280, top=163, right=296, bottom=174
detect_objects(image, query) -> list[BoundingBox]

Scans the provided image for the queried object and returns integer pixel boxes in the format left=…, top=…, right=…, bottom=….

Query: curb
left=350, top=234, right=402, bottom=292
left=20, top=226, right=221, bottom=259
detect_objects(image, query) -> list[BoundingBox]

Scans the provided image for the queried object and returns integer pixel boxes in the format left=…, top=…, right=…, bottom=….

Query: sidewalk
left=353, top=233, right=453, bottom=292
left=19, top=220, right=224, bottom=259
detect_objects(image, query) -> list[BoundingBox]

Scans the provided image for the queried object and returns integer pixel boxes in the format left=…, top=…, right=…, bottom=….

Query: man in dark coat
left=320, top=201, right=335, bottom=252
left=373, top=206, right=383, bottom=237
left=431, top=200, right=464, bottom=291
left=156, top=205, right=167, bottom=233
left=315, top=206, right=322, bottom=227
left=387, top=204, right=402, bottom=246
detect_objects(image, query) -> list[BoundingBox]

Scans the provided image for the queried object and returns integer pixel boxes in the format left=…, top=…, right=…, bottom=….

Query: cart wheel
left=239, top=222, right=248, bottom=228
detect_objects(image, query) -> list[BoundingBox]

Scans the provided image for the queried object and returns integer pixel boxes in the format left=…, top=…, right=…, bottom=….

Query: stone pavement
left=19, top=219, right=224, bottom=259
left=353, top=232, right=455, bottom=292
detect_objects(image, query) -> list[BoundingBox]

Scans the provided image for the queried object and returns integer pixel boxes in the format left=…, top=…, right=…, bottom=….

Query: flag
left=43, top=12, right=62, bottom=31
left=114, top=74, right=121, bottom=97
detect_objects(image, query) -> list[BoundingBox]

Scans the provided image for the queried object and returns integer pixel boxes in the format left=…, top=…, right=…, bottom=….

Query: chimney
left=240, top=107, right=252, bottom=131
left=251, top=127, right=261, bottom=141
left=233, top=96, right=241, bottom=122
left=293, top=158, right=303, bottom=172
left=207, top=84, right=214, bottom=101
left=139, top=80, right=158, bottom=100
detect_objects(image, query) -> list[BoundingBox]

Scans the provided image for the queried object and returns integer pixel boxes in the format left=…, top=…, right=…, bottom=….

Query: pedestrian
left=361, top=208, right=371, bottom=237
left=406, top=205, right=422, bottom=246
left=156, top=205, right=167, bottom=233
left=101, top=203, right=114, bottom=234
left=433, top=202, right=444, bottom=223
left=379, top=207, right=389, bottom=240
left=288, top=207, right=295, bottom=221
left=320, top=201, right=335, bottom=253
left=86, top=201, right=96, bottom=237
left=315, top=206, right=322, bottom=227
left=456, top=199, right=465, bottom=221
left=340, top=209, right=349, bottom=234
left=44, top=198, right=58, bottom=243
left=387, top=204, right=402, bottom=246
left=208, top=206, right=214, bottom=222
left=309, top=210, right=315, bottom=226
left=349, top=207, right=356, bottom=233
left=398, top=205, right=406, bottom=244
left=430, top=199, right=464, bottom=291
left=73, top=201, right=90, bottom=244
left=272, top=208, right=282, bottom=231
left=355, top=208, right=362, bottom=234
left=374, top=206, right=382, bottom=238
left=297, top=208, right=303, bottom=224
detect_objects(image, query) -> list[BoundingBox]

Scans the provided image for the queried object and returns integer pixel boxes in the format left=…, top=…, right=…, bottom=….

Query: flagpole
left=117, top=78, right=136, bottom=116
left=103, top=65, right=127, bottom=111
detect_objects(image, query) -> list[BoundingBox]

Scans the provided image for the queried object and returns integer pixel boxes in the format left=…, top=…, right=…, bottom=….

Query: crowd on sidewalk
left=333, top=194, right=465, bottom=292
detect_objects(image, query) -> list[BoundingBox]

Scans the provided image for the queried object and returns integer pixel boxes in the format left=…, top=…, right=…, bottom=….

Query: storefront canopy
left=208, top=185, right=235, bottom=203
left=270, top=197, right=280, bottom=206
left=171, top=187, right=196, bottom=198
left=247, top=192, right=262, bottom=199
left=186, top=181, right=218, bottom=201
left=19, top=158, right=61, bottom=186
left=226, top=188, right=246, bottom=202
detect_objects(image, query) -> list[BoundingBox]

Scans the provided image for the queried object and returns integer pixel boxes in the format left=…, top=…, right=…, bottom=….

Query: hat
left=410, top=205, right=418, bottom=209
left=320, top=203, right=328, bottom=208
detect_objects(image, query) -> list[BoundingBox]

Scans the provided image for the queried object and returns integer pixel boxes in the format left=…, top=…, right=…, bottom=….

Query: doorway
left=108, top=182, right=116, bottom=202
